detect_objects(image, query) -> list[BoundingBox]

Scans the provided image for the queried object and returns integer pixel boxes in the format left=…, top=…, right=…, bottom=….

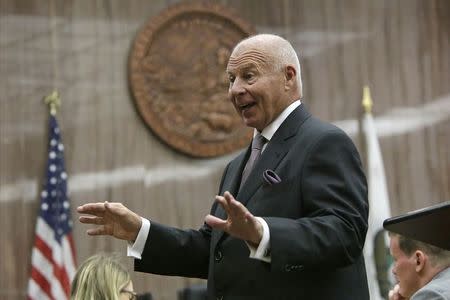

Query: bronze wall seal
left=128, top=1, right=256, bottom=157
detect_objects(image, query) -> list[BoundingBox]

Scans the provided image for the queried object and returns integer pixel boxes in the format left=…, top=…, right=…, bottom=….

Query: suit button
left=285, top=264, right=304, bottom=272
left=215, top=250, right=223, bottom=262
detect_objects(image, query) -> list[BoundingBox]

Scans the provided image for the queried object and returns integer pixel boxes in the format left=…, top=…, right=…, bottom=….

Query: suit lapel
left=210, top=149, right=248, bottom=247
left=237, top=104, right=311, bottom=206
left=213, top=149, right=249, bottom=221
left=211, top=104, right=311, bottom=248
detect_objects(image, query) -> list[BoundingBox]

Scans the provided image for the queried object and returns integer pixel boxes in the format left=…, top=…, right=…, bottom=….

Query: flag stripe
left=50, top=271, right=68, bottom=300
left=31, top=247, right=54, bottom=286
left=53, top=258, right=71, bottom=296
left=30, top=266, right=53, bottom=300
left=27, top=277, right=52, bottom=300
left=63, top=235, right=77, bottom=278
left=34, top=231, right=53, bottom=262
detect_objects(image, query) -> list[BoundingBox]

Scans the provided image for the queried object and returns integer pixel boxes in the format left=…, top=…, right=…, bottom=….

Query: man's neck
left=256, top=99, right=301, bottom=141
left=419, top=265, right=449, bottom=289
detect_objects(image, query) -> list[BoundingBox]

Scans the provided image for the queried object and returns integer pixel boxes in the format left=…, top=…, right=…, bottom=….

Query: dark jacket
left=135, top=105, right=369, bottom=300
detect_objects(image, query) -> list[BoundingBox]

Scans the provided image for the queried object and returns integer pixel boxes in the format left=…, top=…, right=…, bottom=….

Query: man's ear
left=284, top=65, right=297, bottom=90
left=414, top=250, right=427, bottom=272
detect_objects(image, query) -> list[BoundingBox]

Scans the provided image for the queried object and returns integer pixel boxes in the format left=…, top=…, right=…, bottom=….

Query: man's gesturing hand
left=205, top=191, right=263, bottom=247
left=77, top=201, right=142, bottom=242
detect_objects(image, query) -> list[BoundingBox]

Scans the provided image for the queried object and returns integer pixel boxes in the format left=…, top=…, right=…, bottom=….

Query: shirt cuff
left=246, top=217, right=271, bottom=263
left=127, top=217, right=150, bottom=259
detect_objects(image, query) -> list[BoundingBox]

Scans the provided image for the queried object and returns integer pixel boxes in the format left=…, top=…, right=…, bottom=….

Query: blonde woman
left=71, top=253, right=137, bottom=300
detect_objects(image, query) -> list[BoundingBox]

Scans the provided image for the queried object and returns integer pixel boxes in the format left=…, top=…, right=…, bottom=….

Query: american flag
left=27, top=114, right=77, bottom=300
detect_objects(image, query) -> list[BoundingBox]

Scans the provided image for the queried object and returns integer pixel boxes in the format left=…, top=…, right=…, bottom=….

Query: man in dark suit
left=78, top=34, right=369, bottom=299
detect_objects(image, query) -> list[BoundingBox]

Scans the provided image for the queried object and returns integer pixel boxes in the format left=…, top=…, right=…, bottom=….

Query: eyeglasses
left=120, top=289, right=137, bottom=300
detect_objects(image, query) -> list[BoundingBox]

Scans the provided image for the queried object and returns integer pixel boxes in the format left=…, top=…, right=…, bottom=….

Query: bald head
left=226, top=34, right=303, bottom=130
left=231, top=34, right=303, bottom=97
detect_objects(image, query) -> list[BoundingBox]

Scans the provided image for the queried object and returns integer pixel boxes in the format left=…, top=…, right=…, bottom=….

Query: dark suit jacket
left=135, top=105, right=369, bottom=300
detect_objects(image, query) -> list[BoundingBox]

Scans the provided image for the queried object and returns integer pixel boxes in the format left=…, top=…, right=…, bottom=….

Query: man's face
left=390, top=236, right=421, bottom=298
left=226, top=44, right=290, bottom=131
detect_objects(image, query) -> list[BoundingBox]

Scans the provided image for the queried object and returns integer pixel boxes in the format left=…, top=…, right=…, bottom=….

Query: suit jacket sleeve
left=265, top=129, right=368, bottom=272
left=134, top=162, right=233, bottom=279
left=134, top=221, right=211, bottom=278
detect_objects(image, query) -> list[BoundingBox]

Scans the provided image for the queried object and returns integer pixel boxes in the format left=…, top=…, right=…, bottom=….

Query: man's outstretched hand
left=77, top=201, right=142, bottom=242
left=205, top=191, right=263, bottom=247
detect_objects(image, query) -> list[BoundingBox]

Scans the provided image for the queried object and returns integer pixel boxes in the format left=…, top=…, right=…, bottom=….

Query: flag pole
left=361, top=85, right=393, bottom=300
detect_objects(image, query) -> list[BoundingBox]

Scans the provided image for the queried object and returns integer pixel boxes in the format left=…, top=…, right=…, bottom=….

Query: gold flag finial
left=362, top=85, right=373, bottom=114
left=44, top=90, right=60, bottom=115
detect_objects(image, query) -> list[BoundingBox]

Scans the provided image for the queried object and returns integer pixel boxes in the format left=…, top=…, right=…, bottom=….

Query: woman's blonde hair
left=70, top=253, right=131, bottom=300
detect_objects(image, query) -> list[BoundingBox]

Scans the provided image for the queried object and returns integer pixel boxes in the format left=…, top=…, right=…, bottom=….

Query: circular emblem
left=129, top=1, right=255, bottom=157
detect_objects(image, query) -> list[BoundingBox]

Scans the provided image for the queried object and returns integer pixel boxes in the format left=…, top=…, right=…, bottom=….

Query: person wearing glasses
left=70, top=253, right=137, bottom=300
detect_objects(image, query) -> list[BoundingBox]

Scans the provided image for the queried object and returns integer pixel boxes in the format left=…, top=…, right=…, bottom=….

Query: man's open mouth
left=240, top=102, right=256, bottom=110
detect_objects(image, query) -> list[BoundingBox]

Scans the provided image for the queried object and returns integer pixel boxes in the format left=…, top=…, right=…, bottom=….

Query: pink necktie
left=240, top=133, right=267, bottom=187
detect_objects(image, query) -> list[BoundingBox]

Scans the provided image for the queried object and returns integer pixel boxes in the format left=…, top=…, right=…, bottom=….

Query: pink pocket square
left=263, top=169, right=282, bottom=185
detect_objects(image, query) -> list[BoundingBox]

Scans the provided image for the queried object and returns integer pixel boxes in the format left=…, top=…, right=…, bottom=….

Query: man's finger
left=205, top=214, right=227, bottom=230
left=86, top=227, right=107, bottom=236
left=104, top=201, right=116, bottom=212
left=223, top=192, right=245, bottom=218
left=229, top=199, right=251, bottom=222
left=223, top=191, right=235, bottom=204
left=228, top=198, right=244, bottom=211
left=215, top=195, right=231, bottom=214
left=79, top=216, right=104, bottom=225
left=77, top=202, right=106, bottom=215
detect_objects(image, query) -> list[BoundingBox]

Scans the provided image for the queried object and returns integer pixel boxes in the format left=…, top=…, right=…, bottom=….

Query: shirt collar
left=254, top=100, right=301, bottom=141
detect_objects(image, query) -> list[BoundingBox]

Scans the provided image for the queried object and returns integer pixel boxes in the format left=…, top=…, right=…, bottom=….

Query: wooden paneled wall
left=1, top=0, right=449, bottom=299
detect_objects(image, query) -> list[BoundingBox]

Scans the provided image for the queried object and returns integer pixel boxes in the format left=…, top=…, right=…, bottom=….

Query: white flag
left=362, top=87, right=393, bottom=300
